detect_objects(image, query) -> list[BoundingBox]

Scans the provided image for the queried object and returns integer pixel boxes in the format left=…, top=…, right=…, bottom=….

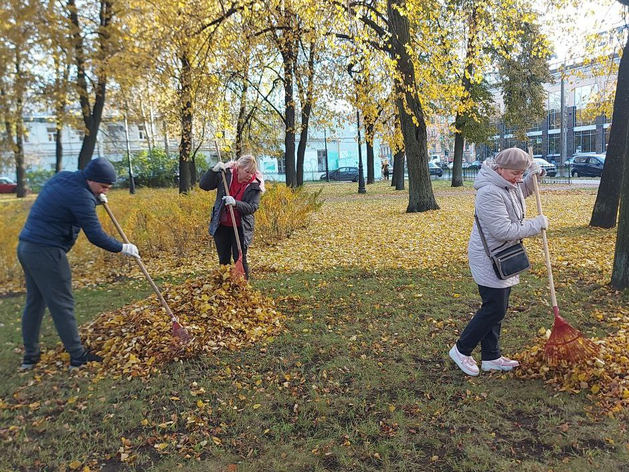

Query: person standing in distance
left=18, top=157, right=140, bottom=370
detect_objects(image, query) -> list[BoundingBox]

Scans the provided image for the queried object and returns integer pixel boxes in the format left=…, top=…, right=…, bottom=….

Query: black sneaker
left=69, top=351, right=103, bottom=370
left=21, top=353, right=41, bottom=370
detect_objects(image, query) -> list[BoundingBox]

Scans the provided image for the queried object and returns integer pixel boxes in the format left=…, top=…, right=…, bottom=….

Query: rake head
left=173, top=320, right=191, bottom=343
left=231, top=257, right=247, bottom=285
left=543, top=314, right=599, bottom=366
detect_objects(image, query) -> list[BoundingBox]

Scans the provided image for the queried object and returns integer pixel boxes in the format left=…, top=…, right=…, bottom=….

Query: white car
left=533, top=158, right=557, bottom=177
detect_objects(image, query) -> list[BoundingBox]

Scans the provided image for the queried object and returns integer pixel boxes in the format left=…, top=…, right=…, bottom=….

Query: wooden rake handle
left=220, top=170, right=244, bottom=255
left=530, top=155, right=558, bottom=310
left=101, top=201, right=178, bottom=321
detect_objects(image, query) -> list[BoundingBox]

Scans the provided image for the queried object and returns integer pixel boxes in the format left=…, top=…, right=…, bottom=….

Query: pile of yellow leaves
left=515, top=307, right=629, bottom=416
left=40, top=266, right=284, bottom=378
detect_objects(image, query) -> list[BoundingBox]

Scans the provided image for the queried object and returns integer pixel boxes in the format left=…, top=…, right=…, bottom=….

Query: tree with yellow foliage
left=0, top=0, right=41, bottom=197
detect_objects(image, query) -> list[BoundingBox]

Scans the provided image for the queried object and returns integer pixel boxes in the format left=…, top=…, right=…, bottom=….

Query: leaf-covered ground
left=1, top=181, right=628, bottom=471
left=36, top=266, right=284, bottom=379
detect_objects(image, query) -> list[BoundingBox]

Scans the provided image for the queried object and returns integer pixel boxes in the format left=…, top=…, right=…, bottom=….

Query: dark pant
left=17, top=241, right=85, bottom=359
left=213, top=224, right=249, bottom=279
left=456, top=285, right=511, bottom=361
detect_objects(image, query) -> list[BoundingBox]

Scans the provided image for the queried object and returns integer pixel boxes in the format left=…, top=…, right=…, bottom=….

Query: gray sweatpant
left=17, top=241, right=84, bottom=359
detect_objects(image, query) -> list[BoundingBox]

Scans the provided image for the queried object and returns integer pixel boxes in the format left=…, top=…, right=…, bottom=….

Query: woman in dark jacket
left=199, top=154, right=264, bottom=278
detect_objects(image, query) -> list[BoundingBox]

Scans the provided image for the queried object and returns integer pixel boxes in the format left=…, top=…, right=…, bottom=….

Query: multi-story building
left=477, top=58, right=616, bottom=164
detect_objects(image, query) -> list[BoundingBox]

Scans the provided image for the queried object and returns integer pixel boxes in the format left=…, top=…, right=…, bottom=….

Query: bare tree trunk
left=54, top=58, right=69, bottom=174
left=451, top=6, right=477, bottom=188
left=296, top=41, right=316, bottom=187
left=178, top=50, right=193, bottom=193
left=392, top=149, right=405, bottom=190
left=387, top=0, right=438, bottom=212
left=139, top=98, right=153, bottom=156
left=4, top=116, right=27, bottom=198
left=590, top=34, right=629, bottom=228
left=55, top=124, right=63, bottom=173
left=612, top=150, right=629, bottom=289
left=280, top=43, right=297, bottom=187
left=68, top=0, right=112, bottom=169
left=366, top=121, right=375, bottom=184
left=451, top=126, right=465, bottom=187
left=296, top=100, right=311, bottom=187
left=610, top=12, right=629, bottom=288
left=163, top=121, right=170, bottom=156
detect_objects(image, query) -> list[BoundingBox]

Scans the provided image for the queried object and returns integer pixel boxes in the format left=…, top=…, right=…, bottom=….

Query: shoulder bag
left=475, top=213, right=530, bottom=280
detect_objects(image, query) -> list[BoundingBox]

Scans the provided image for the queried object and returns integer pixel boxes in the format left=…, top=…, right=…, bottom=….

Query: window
left=527, top=122, right=543, bottom=133
left=547, top=109, right=561, bottom=130
left=317, top=149, right=327, bottom=172
left=574, top=85, right=596, bottom=126
left=574, top=129, right=596, bottom=153
left=505, top=137, right=523, bottom=149
left=547, top=133, right=560, bottom=156
left=277, top=156, right=286, bottom=174
left=604, top=127, right=611, bottom=150
left=380, top=144, right=392, bottom=160
left=47, top=127, right=57, bottom=142
left=548, top=91, right=561, bottom=111
left=528, top=136, right=543, bottom=155
left=107, top=125, right=124, bottom=139
left=138, top=125, right=147, bottom=140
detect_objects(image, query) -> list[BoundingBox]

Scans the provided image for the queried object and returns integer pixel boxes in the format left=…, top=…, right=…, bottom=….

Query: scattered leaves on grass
left=515, top=304, right=629, bottom=415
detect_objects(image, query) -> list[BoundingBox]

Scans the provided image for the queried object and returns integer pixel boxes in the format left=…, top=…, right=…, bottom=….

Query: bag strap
left=475, top=212, right=525, bottom=258
left=474, top=213, right=493, bottom=258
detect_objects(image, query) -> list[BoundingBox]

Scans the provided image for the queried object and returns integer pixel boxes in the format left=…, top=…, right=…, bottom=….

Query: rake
left=100, top=197, right=191, bottom=342
left=214, top=141, right=247, bottom=282
left=529, top=153, right=598, bottom=365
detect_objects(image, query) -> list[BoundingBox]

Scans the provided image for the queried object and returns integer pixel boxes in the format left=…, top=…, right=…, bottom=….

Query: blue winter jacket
left=19, top=170, right=123, bottom=253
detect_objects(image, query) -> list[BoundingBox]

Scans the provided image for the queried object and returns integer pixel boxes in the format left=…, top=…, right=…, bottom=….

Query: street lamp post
left=123, top=113, right=136, bottom=194
left=324, top=128, right=330, bottom=182
left=356, top=109, right=366, bottom=194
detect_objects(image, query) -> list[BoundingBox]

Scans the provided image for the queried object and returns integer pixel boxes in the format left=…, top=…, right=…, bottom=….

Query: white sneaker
left=481, top=356, right=520, bottom=372
left=449, top=345, right=479, bottom=376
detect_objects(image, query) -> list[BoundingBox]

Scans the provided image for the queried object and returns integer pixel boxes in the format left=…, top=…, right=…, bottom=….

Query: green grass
left=1, top=183, right=628, bottom=471
left=1, top=264, right=628, bottom=471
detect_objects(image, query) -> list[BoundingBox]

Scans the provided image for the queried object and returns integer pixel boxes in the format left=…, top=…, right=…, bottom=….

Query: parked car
left=570, top=153, right=606, bottom=177
left=462, top=161, right=483, bottom=169
left=0, top=176, right=17, bottom=193
left=533, top=158, right=557, bottom=177
left=320, top=166, right=359, bottom=182
left=428, top=161, right=443, bottom=177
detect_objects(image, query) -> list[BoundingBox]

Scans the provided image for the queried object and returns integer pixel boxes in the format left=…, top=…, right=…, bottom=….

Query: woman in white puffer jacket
left=449, top=148, right=548, bottom=376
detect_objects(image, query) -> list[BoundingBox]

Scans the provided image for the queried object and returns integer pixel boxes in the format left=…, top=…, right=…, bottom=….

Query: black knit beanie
left=83, top=158, right=117, bottom=184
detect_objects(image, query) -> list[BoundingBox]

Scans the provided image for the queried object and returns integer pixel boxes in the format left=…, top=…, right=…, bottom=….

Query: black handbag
left=475, top=214, right=531, bottom=280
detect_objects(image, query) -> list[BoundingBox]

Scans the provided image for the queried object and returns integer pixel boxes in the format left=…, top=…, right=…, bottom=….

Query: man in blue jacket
left=17, top=158, right=139, bottom=370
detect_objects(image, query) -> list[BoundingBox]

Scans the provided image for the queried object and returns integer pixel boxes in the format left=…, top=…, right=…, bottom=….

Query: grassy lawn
left=1, top=181, right=628, bottom=471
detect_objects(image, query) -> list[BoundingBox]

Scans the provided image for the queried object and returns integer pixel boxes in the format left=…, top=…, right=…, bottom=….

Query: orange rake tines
left=543, top=307, right=599, bottom=366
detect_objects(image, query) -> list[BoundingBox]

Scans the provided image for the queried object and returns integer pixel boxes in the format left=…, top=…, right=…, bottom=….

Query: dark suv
left=321, top=167, right=359, bottom=181
left=570, top=154, right=606, bottom=177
